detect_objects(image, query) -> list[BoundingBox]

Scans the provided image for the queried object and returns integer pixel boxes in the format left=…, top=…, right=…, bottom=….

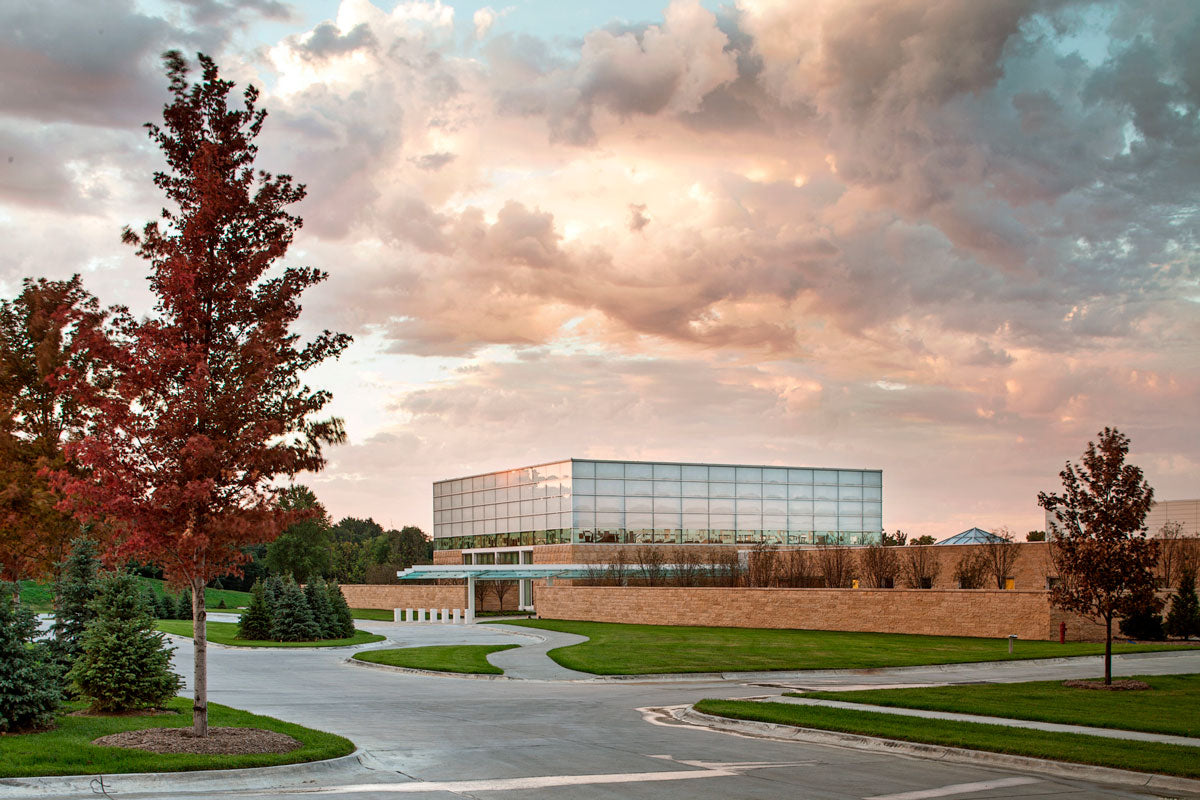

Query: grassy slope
left=18, top=577, right=252, bottom=613
left=16, top=580, right=54, bottom=612
left=694, top=699, right=1200, bottom=779
left=0, top=697, right=353, bottom=778
left=157, top=619, right=384, bottom=648
left=504, top=619, right=1192, bottom=675
left=791, top=673, right=1200, bottom=738
left=354, top=644, right=519, bottom=674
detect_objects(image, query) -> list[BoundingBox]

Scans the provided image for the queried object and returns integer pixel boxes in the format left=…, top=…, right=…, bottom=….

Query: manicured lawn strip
left=503, top=619, right=1192, bottom=675
left=789, top=673, right=1200, bottom=738
left=694, top=700, right=1200, bottom=779
left=0, top=697, right=353, bottom=778
left=137, top=577, right=252, bottom=610
left=354, top=645, right=519, bottom=674
left=156, top=619, right=384, bottom=647
left=17, top=579, right=54, bottom=612
left=350, top=607, right=394, bottom=621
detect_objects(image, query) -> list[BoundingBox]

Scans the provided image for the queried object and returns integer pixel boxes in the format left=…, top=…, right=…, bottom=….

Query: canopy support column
left=466, top=575, right=476, bottom=623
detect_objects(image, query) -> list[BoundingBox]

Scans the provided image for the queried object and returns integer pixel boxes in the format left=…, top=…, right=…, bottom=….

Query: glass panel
left=653, top=463, right=681, bottom=479
left=788, top=468, right=813, bottom=483
left=838, top=516, right=861, bottom=529
left=736, top=498, right=762, bottom=514
left=626, top=495, right=653, bottom=513
left=863, top=471, right=882, bottom=487
left=814, top=469, right=838, bottom=484
left=814, top=500, right=837, bottom=514
left=709, top=465, right=735, bottom=481
left=681, top=481, right=709, bottom=497
left=654, top=512, right=681, bottom=528
left=653, top=480, right=680, bottom=497
left=626, top=479, right=653, bottom=496
left=763, top=514, right=787, bottom=528
left=681, top=465, right=708, bottom=480
left=788, top=484, right=814, bottom=499
left=838, top=501, right=862, bottom=515
left=596, top=461, right=624, bottom=478
left=762, top=468, right=786, bottom=484
left=863, top=501, right=882, bottom=515
left=520, top=499, right=533, bottom=515
left=839, top=485, right=863, bottom=500
left=681, top=497, right=707, bottom=513
left=709, top=513, right=734, bottom=529
left=520, top=484, right=534, bottom=500
left=736, top=466, right=762, bottom=482
left=573, top=460, right=595, bottom=478
left=815, top=515, right=838, bottom=529
left=653, top=496, right=681, bottom=513
left=864, top=516, right=883, bottom=531
left=626, top=462, right=653, bottom=479
left=788, top=515, right=814, bottom=531
left=681, top=513, right=708, bottom=529
left=762, top=499, right=787, bottom=515
left=626, top=512, right=653, bottom=528
left=596, top=495, right=624, bottom=512
left=574, top=495, right=596, bottom=512
left=595, top=478, right=623, bottom=494
left=595, top=512, right=623, bottom=526
left=709, top=497, right=735, bottom=514
left=710, top=482, right=735, bottom=498
left=736, top=517, right=762, bottom=533
left=762, top=483, right=787, bottom=499
left=814, top=484, right=838, bottom=500
left=533, top=498, right=547, bottom=514
left=863, top=486, right=882, bottom=501
left=839, top=470, right=863, bottom=485
left=736, top=482, right=763, bottom=499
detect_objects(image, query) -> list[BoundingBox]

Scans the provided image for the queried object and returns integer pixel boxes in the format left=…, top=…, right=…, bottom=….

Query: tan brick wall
left=339, top=584, right=467, bottom=611
left=536, top=585, right=1067, bottom=640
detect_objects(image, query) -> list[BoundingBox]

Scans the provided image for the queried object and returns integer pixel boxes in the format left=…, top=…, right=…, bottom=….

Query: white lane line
left=864, top=776, right=1041, bottom=800
left=307, top=769, right=736, bottom=794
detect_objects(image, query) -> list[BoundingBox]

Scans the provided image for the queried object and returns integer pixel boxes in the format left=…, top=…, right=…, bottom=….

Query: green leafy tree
left=68, top=572, right=182, bottom=712
left=332, top=517, right=384, bottom=543
left=326, top=581, right=355, bottom=638
left=1165, top=568, right=1200, bottom=639
left=49, top=537, right=101, bottom=670
left=330, top=539, right=367, bottom=583
left=909, top=535, right=936, bottom=545
left=0, top=580, right=61, bottom=732
left=265, top=486, right=332, bottom=582
left=237, top=579, right=273, bottom=640
left=1038, top=427, right=1158, bottom=684
left=270, top=578, right=318, bottom=641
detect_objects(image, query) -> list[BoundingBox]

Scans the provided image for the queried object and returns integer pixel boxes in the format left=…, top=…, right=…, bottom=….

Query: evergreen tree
left=327, top=581, right=355, bottom=638
left=270, top=578, right=318, bottom=641
left=304, top=577, right=336, bottom=639
left=237, top=580, right=273, bottom=641
left=175, top=588, right=194, bottom=620
left=69, top=572, right=182, bottom=712
left=155, top=592, right=175, bottom=619
left=49, top=538, right=101, bottom=670
left=1118, top=607, right=1165, bottom=640
left=263, top=574, right=284, bottom=610
left=1165, top=568, right=1200, bottom=640
left=0, top=581, right=61, bottom=732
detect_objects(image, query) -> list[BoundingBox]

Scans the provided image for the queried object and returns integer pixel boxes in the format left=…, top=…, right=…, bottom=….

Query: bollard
left=406, top=608, right=414, bottom=623
left=452, top=608, right=462, bottom=624
left=418, top=608, right=426, bottom=623
left=394, top=608, right=402, bottom=623
left=441, top=607, right=449, bottom=624
left=1008, top=634, right=1018, bottom=654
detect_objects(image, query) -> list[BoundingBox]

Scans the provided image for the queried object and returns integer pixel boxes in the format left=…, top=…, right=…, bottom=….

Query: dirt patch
left=1062, top=679, right=1152, bottom=691
left=93, top=726, right=302, bottom=754
left=69, top=708, right=178, bottom=718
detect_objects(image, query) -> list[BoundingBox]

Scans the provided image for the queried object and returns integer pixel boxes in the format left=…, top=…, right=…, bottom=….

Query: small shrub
left=1165, top=568, right=1200, bottom=639
left=69, top=572, right=183, bottom=712
left=217, top=598, right=227, bottom=609
left=237, top=580, right=273, bottom=641
left=270, top=578, right=319, bottom=641
left=0, top=581, right=62, bottom=732
left=1118, top=607, right=1165, bottom=641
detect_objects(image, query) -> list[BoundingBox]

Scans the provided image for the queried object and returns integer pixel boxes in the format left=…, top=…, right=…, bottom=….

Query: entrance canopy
left=396, top=564, right=595, bottom=581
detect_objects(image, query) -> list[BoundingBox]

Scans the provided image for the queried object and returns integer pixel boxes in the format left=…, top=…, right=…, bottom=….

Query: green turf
left=0, top=696, right=353, bottom=778
left=349, top=607, right=394, bottom=621
left=353, top=644, right=519, bottom=674
left=694, top=699, right=1200, bottom=779
left=18, top=577, right=252, bottom=613
left=503, top=619, right=1194, bottom=675
left=156, top=619, right=384, bottom=648
left=789, top=673, right=1200, bottom=737
left=16, top=580, right=54, bottom=612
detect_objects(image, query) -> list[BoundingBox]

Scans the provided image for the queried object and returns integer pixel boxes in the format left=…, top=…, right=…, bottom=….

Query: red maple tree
left=54, top=52, right=350, bottom=735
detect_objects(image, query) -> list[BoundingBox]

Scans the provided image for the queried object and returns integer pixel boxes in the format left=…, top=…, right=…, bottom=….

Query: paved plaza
left=11, top=619, right=1200, bottom=800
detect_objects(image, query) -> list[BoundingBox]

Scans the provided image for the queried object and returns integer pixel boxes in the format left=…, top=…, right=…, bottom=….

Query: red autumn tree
left=0, top=276, right=101, bottom=585
left=1038, top=427, right=1158, bottom=685
left=54, top=52, right=350, bottom=735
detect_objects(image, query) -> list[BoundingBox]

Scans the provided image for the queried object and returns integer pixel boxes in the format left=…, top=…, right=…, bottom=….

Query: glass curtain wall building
left=432, top=459, right=883, bottom=551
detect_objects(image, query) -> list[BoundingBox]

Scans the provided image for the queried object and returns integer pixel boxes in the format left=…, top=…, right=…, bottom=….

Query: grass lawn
left=693, top=699, right=1200, bottom=779
left=789, top=673, right=1200, bottom=738
left=504, top=619, right=1194, bottom=675
left=0, top=696, right=353, bottom=778
left=16, top=580, right=55, bottom=612
left=19, top=577, right=252, bottom=613
left=157, top=619, right=384, bottom=648
left=349, top=607, right=395, bottom=621
left=353, top=645, right=519, bottom=674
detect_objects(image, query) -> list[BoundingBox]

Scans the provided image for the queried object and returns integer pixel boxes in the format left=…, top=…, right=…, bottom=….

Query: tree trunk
left=192, top=575, right=208, bottom=736
left=1104, top=614, right=1112, bottom=686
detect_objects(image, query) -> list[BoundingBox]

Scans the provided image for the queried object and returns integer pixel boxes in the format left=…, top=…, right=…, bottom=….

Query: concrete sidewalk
left=766, top=695, right=1200, bottom=747
left=480, top=623, right=594, bottom=680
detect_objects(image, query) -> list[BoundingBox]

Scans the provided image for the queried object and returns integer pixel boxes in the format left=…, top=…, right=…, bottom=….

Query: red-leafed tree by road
left=54, top=52, right=350, bottom=735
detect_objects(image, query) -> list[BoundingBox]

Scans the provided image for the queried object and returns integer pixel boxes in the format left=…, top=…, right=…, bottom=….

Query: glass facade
left=433, top=459, right=883, bottom=551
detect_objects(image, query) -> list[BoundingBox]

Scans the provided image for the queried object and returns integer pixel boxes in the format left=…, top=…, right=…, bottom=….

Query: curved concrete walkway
left=480, top=623, right=593, bottom=680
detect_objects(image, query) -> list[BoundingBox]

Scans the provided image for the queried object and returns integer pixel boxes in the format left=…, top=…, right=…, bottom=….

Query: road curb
left=344, top=655, right=517, bottom=680
left=677, top=707, right=1200, bottom=797
left=0, top=752, right=364, bottom=799
left=161, top=632, right=389, bottom=652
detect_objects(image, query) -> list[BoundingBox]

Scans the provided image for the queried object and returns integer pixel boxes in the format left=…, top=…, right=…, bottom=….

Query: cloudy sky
left=1, top=0, right=1197, bottom=537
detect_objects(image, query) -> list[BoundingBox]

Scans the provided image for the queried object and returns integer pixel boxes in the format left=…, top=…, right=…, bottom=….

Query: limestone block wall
left=338, top=584, right=467, bottom=611
left=535, top=585, right=1061, bottom=640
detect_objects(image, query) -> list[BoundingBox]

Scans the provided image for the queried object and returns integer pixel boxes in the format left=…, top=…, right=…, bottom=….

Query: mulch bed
left=92, top=727, right=302, bottom=754
left=1062, top=679, right=1152, bottom=691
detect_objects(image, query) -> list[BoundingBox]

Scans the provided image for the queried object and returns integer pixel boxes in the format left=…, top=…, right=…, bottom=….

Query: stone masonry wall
left=535, top=585, right=1061, bottom=640
left=339, top=584, right=467, bottom=611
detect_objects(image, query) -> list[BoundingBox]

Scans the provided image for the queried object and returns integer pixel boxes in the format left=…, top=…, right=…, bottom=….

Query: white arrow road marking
left=864, top=776, right=1041, bottom=800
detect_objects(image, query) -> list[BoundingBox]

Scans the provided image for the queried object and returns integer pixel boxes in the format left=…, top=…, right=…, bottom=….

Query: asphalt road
left=32, top=620, right=1200, bottom=800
